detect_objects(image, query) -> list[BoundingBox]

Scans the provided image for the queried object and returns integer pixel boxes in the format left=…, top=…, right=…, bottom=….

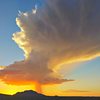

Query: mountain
left=13, top=90, right=48, bottom=100
left=0, top=90, right=99, bottom=100
left=14, top=90, right=44, bottom=97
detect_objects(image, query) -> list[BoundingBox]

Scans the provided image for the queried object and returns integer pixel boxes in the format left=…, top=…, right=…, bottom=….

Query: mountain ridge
left=0, top=90, right=99, bottom=100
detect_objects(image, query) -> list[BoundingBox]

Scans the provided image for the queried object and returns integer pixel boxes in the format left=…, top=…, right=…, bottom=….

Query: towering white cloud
left=0, top=0, right=100, bottom=87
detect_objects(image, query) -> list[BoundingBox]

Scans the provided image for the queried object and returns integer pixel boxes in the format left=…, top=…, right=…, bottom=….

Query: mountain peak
left=14, top=90, right=44, bottom=97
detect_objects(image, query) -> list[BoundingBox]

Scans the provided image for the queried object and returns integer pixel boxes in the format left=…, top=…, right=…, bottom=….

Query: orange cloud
left=0, top=60, right=71, bottom=86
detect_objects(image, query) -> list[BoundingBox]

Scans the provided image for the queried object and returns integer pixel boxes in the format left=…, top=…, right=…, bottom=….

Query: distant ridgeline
left=0, top=90, right=99, bottom=100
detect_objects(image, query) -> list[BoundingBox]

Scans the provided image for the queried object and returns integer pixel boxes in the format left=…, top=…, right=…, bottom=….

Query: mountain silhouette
left=14, top=90, right=44, bottom=96
left=0, top=90, right=99, bottom=100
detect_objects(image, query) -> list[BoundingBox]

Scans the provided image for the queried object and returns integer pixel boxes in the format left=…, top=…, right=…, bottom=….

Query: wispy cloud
left=64, top=89, right=90, bottom=93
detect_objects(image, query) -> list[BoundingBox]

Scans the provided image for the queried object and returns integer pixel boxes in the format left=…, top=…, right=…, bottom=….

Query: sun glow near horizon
left=0, top=80, right=99, bottom=96
left=0, top=81, right=36, bottom=95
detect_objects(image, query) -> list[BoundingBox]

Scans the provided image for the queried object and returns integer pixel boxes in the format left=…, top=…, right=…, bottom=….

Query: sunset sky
left=0, top=0, right=100, bottom=96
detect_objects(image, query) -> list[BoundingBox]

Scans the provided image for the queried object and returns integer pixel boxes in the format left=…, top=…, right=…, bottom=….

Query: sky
left=0, top=0, right=100, bottom=96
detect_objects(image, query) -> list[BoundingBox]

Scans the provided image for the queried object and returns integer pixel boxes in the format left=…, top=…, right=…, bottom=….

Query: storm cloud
left=0, top=0, right=100, bottom=87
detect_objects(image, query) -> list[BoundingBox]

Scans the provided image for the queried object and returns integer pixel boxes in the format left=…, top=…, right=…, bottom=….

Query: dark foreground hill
left=0, top=90, right=99, bottom=100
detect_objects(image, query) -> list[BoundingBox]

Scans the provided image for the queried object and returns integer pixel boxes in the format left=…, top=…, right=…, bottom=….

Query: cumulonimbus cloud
left=0, top=0, right=100, bottom=86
